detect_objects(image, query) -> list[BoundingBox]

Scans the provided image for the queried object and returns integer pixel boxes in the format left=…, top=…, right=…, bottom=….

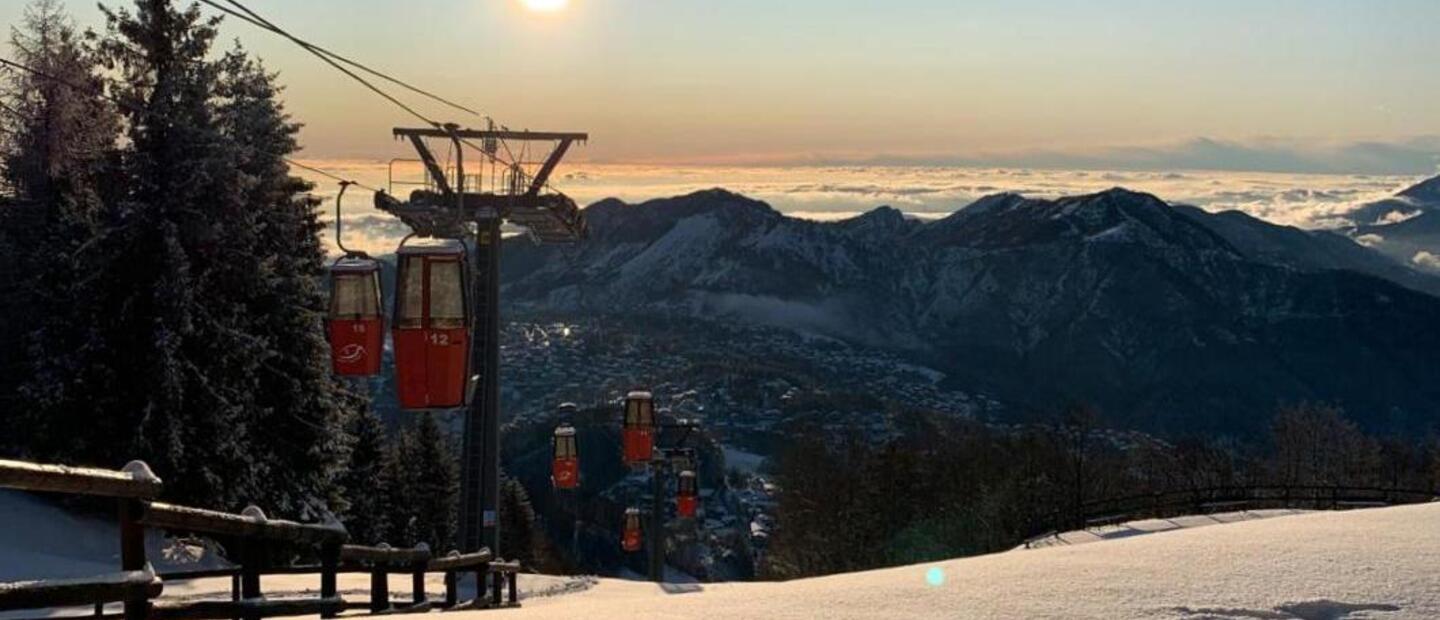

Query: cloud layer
left=852, top=137, right=1440, bottom=176
left=298, top=161, right=1427, bottom=257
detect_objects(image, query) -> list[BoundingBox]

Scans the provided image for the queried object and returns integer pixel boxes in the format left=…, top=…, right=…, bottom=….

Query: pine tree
left=212, top=44, right=352, bottom=518
left=407, top=413, right=458, bottom=551
left=0, top=0, right=120, bottom=458
left=338, top=408, right=388, bottom=545
left=6, top=0, right=359, bottom=512
left=374, top=415, right=458, bottom=550
left=378, top=430, right=416, bottom=546
left=47, top=0, right=262, bottom=508
left=498, top=473, right=564, bottom=569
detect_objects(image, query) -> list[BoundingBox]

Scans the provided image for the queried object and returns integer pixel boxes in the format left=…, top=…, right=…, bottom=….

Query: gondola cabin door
left=622, top=391, right=655, bottom=466
left=552, top=425, right=580, bottom=490
left=327, top=257, right=384, bottom=376
left=622, top=508, right=643, bottom=552
left=393, top=239, right=470, bottom=409
left=676, top=470, right=698, bottom=519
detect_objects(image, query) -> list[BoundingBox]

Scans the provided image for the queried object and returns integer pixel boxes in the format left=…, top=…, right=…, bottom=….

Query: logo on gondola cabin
left=337, top=344, right=367, bottom=364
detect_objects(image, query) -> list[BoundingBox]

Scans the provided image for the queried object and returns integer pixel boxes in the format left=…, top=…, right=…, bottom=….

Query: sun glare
left=520, top=0, right=569, bottom=13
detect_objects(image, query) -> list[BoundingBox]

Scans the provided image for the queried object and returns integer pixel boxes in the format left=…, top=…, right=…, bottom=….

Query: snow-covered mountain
left=503, top=188, right=1440, bottom=434
left=1340, top=175, right=1440, bottom=273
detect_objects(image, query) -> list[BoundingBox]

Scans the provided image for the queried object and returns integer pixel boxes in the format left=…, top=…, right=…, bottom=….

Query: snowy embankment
left=474, top=504, right=1440, bottom=619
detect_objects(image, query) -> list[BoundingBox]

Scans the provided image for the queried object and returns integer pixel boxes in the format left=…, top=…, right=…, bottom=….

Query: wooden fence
left=1023, top=484, right=1437, bottom=547
left=0, top=459, right=520, bottom=619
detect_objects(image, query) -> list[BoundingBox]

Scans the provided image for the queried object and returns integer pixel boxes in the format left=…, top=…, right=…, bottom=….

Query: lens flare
left=925, top=566, right=946, bottom=587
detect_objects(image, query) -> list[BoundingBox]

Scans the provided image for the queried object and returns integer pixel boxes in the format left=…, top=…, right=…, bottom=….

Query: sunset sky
left=4, top=0, right=1440, bottom=172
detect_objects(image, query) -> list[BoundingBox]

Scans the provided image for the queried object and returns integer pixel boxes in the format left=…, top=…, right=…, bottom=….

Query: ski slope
left=470, top=503, right=1440, bottom=619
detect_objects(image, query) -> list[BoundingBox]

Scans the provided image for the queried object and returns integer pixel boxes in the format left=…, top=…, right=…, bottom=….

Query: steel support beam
left=527, top=138, right=574, bottom=197
left=648, top=462, right=664, bottom=583
left=458, top=217, right=503, bottom=556
left=405, top=134, right=452, bottom=195
left=394, top=128, right=588, bottom=142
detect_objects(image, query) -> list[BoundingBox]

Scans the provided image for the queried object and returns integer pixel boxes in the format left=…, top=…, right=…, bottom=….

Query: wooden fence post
left=370, top=562, right=390, bottom=614
left=240, top=540, right=263, bottom=620
left=490, top=566, right=501, bottom=606
left=411, top=560, right=426, bottom=605
left=118, top=499, right=148, bottom=620
left=320, top=541, right=340, bottom=619
left=475, top=562, right=488, bottom=608
left=443, top=571, right=458, bottom=608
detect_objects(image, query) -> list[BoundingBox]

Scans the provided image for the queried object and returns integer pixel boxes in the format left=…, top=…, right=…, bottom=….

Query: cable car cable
left=202, top=0, right=563, bottom=195
left=0, top=57, right=380, bottom=194
left=199, top=0, right=441, bottom=129
left=193, top=0, right=486, bottom=121
left=284, top=159, right=381, bottom=193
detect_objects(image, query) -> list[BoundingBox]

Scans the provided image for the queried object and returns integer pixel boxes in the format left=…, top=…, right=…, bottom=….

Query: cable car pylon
left=375, top=124, right=588, bottom=557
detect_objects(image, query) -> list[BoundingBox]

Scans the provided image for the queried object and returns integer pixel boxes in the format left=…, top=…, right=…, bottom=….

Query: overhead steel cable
left=195, top=0, right=486, bottom=120
left=284, top=160, right=380, bottom=193
left=0, top=56, right=380, bottom=193
left=210, top=0, right=565, bottom=195
left=194, top=0, right=442, bottom=129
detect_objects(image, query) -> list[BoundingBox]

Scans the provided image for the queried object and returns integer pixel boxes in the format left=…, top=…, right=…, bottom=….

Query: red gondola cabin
left=676, top=470, right=698, bottom=519
left=622, top=391, right=655, bottom=466
left=552, top=425, right=579, bottom=490
left=393, top=239, right=470, bottom=410
left=622, top=507, right=643, bottom=552
left=327, top=256, right=384, bottom=376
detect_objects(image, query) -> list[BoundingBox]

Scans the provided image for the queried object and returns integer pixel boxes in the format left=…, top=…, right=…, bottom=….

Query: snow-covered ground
left=1024, top=508, right=1311, bottom=549
left=0, top=490, right=230, bottom=584
left=458, top=504, right=1440, bottom=619
left=7, top=487, right=1438, bottom=619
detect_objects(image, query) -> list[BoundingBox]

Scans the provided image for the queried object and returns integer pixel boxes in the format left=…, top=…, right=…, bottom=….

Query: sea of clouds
left=298, top=161, right=1427, bottom=257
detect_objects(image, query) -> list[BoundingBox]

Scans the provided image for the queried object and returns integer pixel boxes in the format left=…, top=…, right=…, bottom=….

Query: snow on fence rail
left=1025, top=484, right=1438, bottom=547
left=0, top=458, right=521, bottom=620
left=0, top=459, right=162, bottom=500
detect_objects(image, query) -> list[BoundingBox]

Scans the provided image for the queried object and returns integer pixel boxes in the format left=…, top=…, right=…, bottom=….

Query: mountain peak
left=1397, top=175, right=1440, bottom=205
left=648, top=188, right=780, bottom=218
left=831, top=205, right=917, bottom=239
left=912, top=187, right=1233, bottom=255
left=846, top=205, right=905, bottom=225
left=579, top=189, right=782, bottom=243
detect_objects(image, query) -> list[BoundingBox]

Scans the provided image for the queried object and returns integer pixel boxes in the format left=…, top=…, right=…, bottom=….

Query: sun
left=519, top=0, right=569, bottom=13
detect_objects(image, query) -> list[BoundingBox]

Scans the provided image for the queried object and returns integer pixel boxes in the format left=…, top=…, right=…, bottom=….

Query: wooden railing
left=1023, top=484, right=1437, bottom=547
left=0, top=460, right=164, bottom=620
left=0, top=458, right=522, bottom=619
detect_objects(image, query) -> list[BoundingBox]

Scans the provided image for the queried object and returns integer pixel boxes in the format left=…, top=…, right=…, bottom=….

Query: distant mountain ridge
left=1338, top=175, right=1440, bottom=273
left=502, top=188, right=1440, bottom=435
